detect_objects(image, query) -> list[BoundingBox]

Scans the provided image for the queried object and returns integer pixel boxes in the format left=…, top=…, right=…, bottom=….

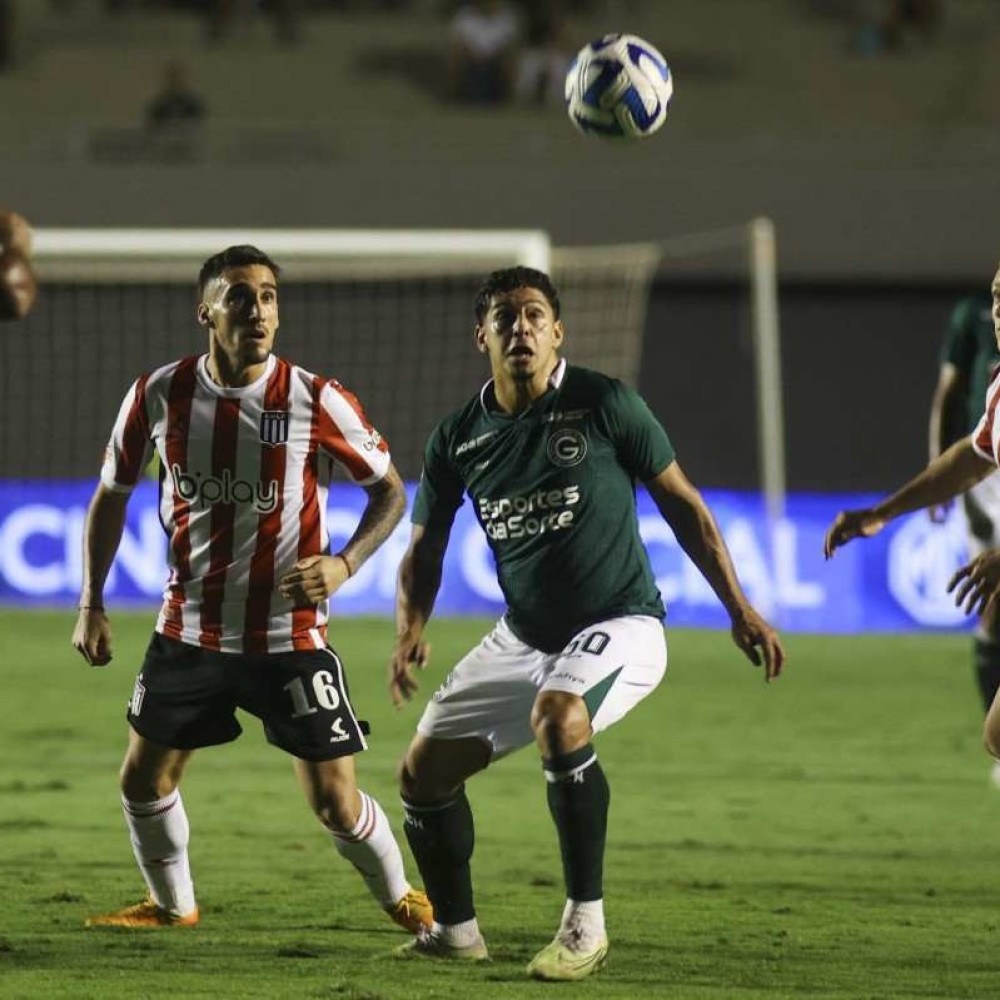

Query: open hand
left=389, top=633, right=430, bottom=707
left=730, top=608, right=785, bottom=682
left=824, top=508, right=887, bottom=559
left=948, top=550, right=1000, bottom=616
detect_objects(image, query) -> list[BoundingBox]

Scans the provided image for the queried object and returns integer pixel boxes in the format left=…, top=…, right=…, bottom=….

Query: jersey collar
left=478, top=357, right=567, bottom=416
left=196, top=353, right=276, bottom=397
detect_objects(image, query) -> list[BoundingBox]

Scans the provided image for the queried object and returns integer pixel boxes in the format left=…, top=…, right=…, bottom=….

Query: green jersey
left=412, top=362, right=675, bottom=652
left=940, top=293, right=998, bottom=434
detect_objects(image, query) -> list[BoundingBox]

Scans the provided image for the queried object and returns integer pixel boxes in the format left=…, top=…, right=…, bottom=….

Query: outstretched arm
left=824, top=437, right=994, bottom=558
left=71, top=484, right=130, bottom=666
left=390, top=521, right=451, bottom=706
left=279, top=463, right=407, bottom=604
left=646, top=461, right=785, bottom=681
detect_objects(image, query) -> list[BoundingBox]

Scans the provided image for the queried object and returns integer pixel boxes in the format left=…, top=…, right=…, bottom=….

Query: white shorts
left=964, top=470, right=1000, bottom=557
left=416, top=615, right=667, bottom=760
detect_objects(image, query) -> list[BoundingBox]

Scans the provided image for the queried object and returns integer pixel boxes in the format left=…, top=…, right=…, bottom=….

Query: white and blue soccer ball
left=564, top=33, right=672, bottom=140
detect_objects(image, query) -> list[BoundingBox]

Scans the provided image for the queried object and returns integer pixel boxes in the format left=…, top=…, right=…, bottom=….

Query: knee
left=397, top=751, right=443, bottom=803
left=311, top=787, right=361, bottom=835
left=396, top=735, right=491, bottom=805
left=531, top=692, right=592, bottom=756
left=396, top=753, right=416, bottom=798
left=314, top=800, right=360, bottom=836
left=118, top=760, right=177, bottom=802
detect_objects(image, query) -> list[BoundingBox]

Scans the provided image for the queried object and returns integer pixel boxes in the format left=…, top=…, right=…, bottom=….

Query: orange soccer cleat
left=85, top=897, right=200, bottom=929
left=384, top=887, right=433, bottom=935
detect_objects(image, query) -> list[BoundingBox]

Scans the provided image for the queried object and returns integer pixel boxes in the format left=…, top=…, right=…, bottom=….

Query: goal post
left=14, top=222, right=783, bottom=519
left=651, top=216, right=787, bottom=522
left=32, top=227, right=551, bottom=280
left=748, top=216, right=786, bottom=523
left=15, top=228, right=552, bottom=483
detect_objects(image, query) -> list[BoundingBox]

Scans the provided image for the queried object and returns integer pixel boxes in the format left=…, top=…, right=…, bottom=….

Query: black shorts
left=126, top=633, right=370, bottom=761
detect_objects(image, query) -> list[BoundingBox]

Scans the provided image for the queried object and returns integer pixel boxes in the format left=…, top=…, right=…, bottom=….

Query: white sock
left=432, top=917, right=483, bottom=947
left=558, top=898, right=606, bottom=950
left=330, top=790, right=410, bottom=907
left=122, top=791, right=196, bottom=916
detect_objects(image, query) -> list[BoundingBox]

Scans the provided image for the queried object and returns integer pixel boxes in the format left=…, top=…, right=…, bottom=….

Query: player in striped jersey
left=71, top=245, right=432, bottom=935
left=0, top=208, right=36, bottom=320
left=389, top=266, right=785, bottom=980
left=826, top=267, right=1000, bottom=771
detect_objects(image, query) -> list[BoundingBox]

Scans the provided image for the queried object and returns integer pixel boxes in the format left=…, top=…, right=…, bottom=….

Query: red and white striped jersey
left=973, top=367, right=1000, bottom=468
left=100, top=354, right=391, bottom=654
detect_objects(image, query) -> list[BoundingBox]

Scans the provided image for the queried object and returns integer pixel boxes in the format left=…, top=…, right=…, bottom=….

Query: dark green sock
left=401, top=788, right=476, bottom=924
left=974, top=637, right=1000, bottom=715
left=543, top=744, right=609, bottom=902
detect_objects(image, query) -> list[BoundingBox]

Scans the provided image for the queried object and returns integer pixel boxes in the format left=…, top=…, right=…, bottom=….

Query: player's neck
left=206, top=351, right=268, bottom=388
left=492, top=374, right=551, bottom=415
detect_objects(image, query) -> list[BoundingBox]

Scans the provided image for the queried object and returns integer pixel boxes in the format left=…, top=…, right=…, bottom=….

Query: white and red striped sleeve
left=100, top=375, right=154, bottom=492
left=972, top=367, right=1000, bottom=466
left=315, top=378, right=391, bottom=484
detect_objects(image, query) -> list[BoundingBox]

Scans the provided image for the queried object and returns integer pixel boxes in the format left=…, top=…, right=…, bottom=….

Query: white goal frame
left=29, top=222, right=783, bottom=518
left=31, top=227, right=551, bottom=281
left=656, top=217, right=786, bottom=521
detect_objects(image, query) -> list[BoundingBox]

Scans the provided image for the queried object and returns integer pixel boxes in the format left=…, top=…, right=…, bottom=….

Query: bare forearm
left=79, top=487, right=129, bottom=606
left=396, top=547, right=443, bottom=638
left=876, top=438, right=993, bottom=522
left=664, top=497, right=749, bottom=617
left=339, top=470, right=406, bottom=575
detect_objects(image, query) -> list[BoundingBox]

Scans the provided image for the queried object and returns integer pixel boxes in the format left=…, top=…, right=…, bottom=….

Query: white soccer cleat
left=526, top=935, right=609, bottom=981
left=989, top=760, right=1000, bottom=790
left=394, top=928, right=489, bottom=961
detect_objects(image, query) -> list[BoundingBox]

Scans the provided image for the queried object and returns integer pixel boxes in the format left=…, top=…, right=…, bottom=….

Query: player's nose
left=511, top=312, right=533, bottom=336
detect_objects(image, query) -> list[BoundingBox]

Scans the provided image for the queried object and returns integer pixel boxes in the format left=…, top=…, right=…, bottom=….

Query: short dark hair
left=474, top=266, right=560, bottom=323
left=198, top=245, right=281, bottom=296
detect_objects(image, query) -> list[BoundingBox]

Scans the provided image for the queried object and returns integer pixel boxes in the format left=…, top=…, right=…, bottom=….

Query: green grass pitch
left=2, top=610, right=999, bottom=999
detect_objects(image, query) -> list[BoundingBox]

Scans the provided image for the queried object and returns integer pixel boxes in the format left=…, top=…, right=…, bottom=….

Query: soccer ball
left=564, top=33, right=672, bottom=140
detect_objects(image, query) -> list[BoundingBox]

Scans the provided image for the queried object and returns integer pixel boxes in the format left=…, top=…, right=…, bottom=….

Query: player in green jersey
left=928, top=291, right=1000, bottom=786
left=389, top=266, right=786, bottom=981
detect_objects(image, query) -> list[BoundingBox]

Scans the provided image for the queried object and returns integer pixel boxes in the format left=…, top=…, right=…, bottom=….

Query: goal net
left=1, top=223, right=781, bottom=513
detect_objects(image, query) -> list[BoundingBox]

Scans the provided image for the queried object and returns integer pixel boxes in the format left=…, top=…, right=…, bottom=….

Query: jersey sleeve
left=316, top=379, right=391, bottom=485
left=411, top=421, right=465, bottom=530
left=972, top=367, right=1000, bottom=463
left=99, top=376, right=154, bottom=492
left=601, top=381, right=676, bottom=480
left=940, top=298, right=979, bottom=373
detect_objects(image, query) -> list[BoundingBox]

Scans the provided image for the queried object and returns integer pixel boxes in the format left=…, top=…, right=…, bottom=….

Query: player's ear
left=552, top=319, right=565, bottom=347
left=196, top=303, right=211, bottom=328
left=474, top=324, right=488, bottom=354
